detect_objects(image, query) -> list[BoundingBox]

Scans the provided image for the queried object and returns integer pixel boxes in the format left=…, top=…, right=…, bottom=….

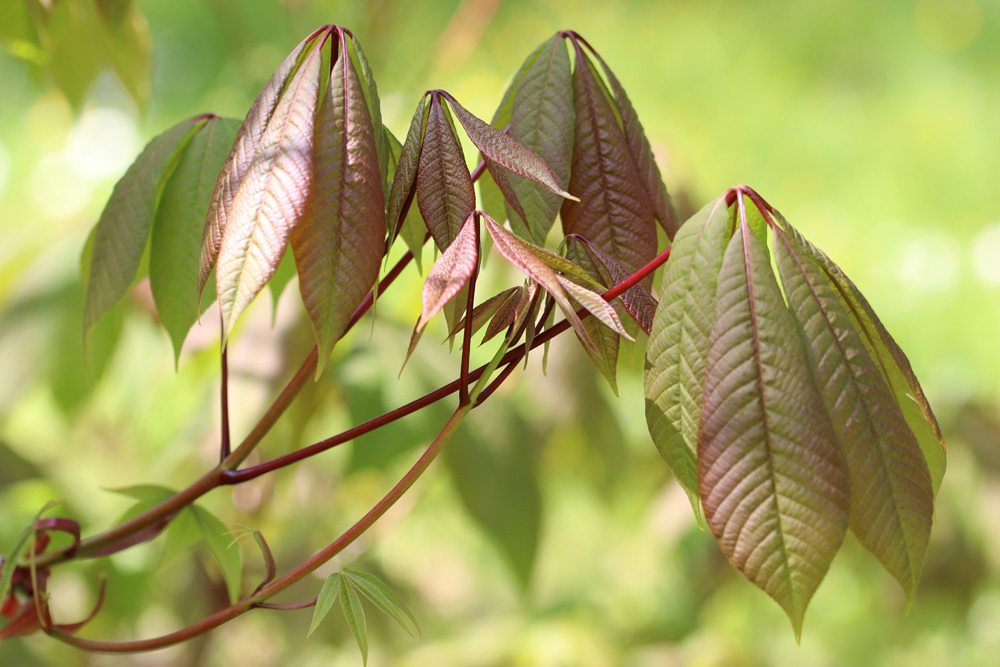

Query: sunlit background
left=1, top=1, right=998, bottom=665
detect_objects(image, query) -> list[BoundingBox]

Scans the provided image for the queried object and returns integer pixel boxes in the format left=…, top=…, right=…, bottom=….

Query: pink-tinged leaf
left=214, top=33, right=326, bottom=336
left=416, top=95, right=475, bottom=252
left=85, top=116, right=203, bottom=334
left=150, top=116, right=240, bottom=361
left=483, top=286, right=527, bottom=342
left=448, top=287, right=521, bottom=342
left=483, top=214, right=594, bottom=352
left=482, top=159, right=530, bottom=238
left=773, top=222, right=933, bottom=599
left=556, top=275, right=631, bottom=340
left=418, top=213, right=478, bottom=331
left=588, top=46, right=677, bottom=238
left=385, top=126, right=428, bottom=270
left=561, top=46, right=657, bottom=280
left=346, top=35, right=390, bottom=194
left=698, top=221, right=848, bottom=637
left=200, top=29, right=324, bottom=290
left=644, top=197, right=730, bottom=500
left=386, top=96, right=428, bottom=244
left=799, top=223, right=946, bottom=495
left=564, top=235, right=622, bottom=389
left=448, top=95, right=576, bottom=202
left=568, top=234, right=657, bottom=335
left=291, top=39, right=386, bottom=376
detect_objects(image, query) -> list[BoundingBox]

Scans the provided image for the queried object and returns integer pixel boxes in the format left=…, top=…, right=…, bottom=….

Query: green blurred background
left=1, top=0, right=998, bottom=665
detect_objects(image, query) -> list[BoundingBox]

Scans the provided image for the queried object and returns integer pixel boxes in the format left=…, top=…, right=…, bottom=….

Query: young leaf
left=346, top=35, right=389, bottom=194
left=339, top=575, right=368, bottom=665
left=556, top=275, right=631, bottom=339
left=200, top=29, right=323, bottom=290
left=561, top=45, right=657, bottom=278
left=448, top=287, right=521, bottom=342
left=484, top=286, right=528, bottom=342
left=385, top=128, right=427, bottom=270
left=342, top=568, right=419, bottom=636
left=150, top=116, right=240, bottom=361
left=291, top=38, right=386, bottom=376
left=587, top=46, right=677, bottom=237
left=386, top=97, right=428, bottom=244
left=416, top=95, right=475, bottom=252
left=698, top=221, right=848, bottom=637
left=644, top=197, right=730, bottom=499
left=307, top=573, right=341, bottom=637
left=446, top=95, right=576, bottom=201
left=214, top=33, right=326, bottom=336
left=568, top=234, right=657, bottom=334
left=190, top=505, right=243, bottom=604
left=85, top=116, right=202, bottom=334
left=417, top=213, right=478, bottom=331
left=773, top=222, right=933, bottom=598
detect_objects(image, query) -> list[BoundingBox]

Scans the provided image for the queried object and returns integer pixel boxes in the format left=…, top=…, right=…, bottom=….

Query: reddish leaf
left=568, top=234, right=657, bottom=335
left=418, top=213, right=479, bottom=331
left=386, top=96, right=428, bottom=244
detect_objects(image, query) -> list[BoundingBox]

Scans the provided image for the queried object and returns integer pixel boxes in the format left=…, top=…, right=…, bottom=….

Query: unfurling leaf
left=213, top=30, right=327, bottom=336
left=291, top=36, right=386, bottom=376
left=773, top=222, right=933, bottom=599
left=560, top=42, right=657, bottom=278
left=386, top=127, right=428, bottom=270
left=342, top=568, right=419, bottom=637
left=699, top=220, right=848, bottom=637
left=416, top=94, right=475, bottom=252
left=85, top=116, right=202, bottom=334
left=151, top=116, right=240, bottom=360
left=386, top=97, right=429, bottom=246
left=644, top=197, right=730, bottom=500
left=417, top=213, right=478, bottom=331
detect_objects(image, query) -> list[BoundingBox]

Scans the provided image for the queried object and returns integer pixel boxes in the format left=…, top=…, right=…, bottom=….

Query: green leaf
left=339, top=575, right=368, bottom=665
left=644, top=197, right=730, bottom=499
left=385, top=128, right=426, bottom=271
left=85, top=117, right=203, bottom=335
left=386, top=97, right=429, bottom=245
left=44, top=0, right=104, bottom=108
left=307, top=573, right=341, bottom=637
left=342, top=568, right=419, bottom=636
left=416, top=96, right=475, bottom=253
left=99, top=0, right=151, bottom=108
left=773, top=222, right=933, bottom=599
left=417, top=212, right=478, bottom=331
left=190, top=505, right=243, bottom=604
left=565, top=240, right=620, bottom=390
left=214, top=34, right=326, bottom=337
left=698, top=220, right=848, bottom=638
left=150, top=116, right=240, bottom=361
left=290, top=38, right=385, bottom=377
left=347, top=35, right=389, bottom=195
left=560, top=46, right=657, bottom=279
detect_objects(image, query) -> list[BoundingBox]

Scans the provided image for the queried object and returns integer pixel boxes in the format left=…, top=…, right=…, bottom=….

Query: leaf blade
left=418, top=213, right=478, bottom=330
left=339, top=576, right=368, bottom=665
left=416, top=96, right=475, bottom=252
left=190, top=505, right=243, bottom=604
left=342, top=568, right=419, bottom=637
left=307, top=573, right=340, bottom=637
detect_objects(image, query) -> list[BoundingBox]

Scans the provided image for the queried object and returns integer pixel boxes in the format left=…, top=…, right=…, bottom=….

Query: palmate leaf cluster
left=75, top=23, right=945, bottom=640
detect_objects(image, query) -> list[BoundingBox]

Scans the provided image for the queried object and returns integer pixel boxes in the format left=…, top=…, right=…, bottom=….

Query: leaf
left=386, top=97, right=428, bottom=245
left=773, top=222, right=933, bottom=598
left=342, top=568, right=419, bottom=636
left=556, top=275, right=630, bottom=339
left=291, top=39, right=386, bottom=376
left=200, top=28, right=324, bottom=291
left=502, top=33, right=575, bottom=242
left=417, top=213, right=478, bottom=331
left=698, top=221, right=848, bottom=637
left=588, top=47, right=677, bottom=237
left=385, top=128, right=426, bottom=270
left=190, top=505, right=243, bottom=604
left=44, top=0, right=104, bottom=108
left=447, top=95, right=576, bottom=202
left=99, top=0, right=151, bottom=109
left=483, top=286, right=526, bottom=342
left=482, top=214, right=594, bottom=352
left=448, top=287, right=521, bottom=342
left=644, top=197, right=730, bottom=498
left=150, top=116, right=240, bottom=361
left=85, top=117, right=203, bottom=335
left=568, top=234, right=658, bottom=335
left=214, top=33, right=326, bottom=336
left=416, top=95, right=475, bottom=252
left=563, top=241, right=620, bottom=389
left=347, top=35, right=390, bottom=194
left=308, top=573, right=341, bottom=637
left=800, top=225, right=946, bottom=495
left=339, top=575, right=368, bottom=665
left=560, top=46, right=657, bottom=279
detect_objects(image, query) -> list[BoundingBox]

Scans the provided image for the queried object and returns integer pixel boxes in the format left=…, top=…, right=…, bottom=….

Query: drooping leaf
left=339, top=575, right=368, bottom=665
left=266, top=249, right=297, bottom=317
left=416, top=95, right=475, bottom=252
left=587, top=45, right=677, bottom=237
left=214, top=33, right=327, bottom=336
left=342, top=568, right=419, bottom=636
left=561, top=45, right=657, bottom=279
left=346, top=35, right=389, bottom=194
left=150, top=116, right=240, bottom=360
left=447, top=96, right=576, bottom=205
left=308, top=573, right=341, bottom=637
left=698, top=221, right=848, bottom=637
left=386, top=97, right=428, bottom=245
left=385, top=128, right=427, bottom=271
left=562, top=240, right=621, bottom=390
left=200, top=28, right=324, bottom=290
left=773, top=222, right=933, bottom=598
left=799, top=224, right=946, bottom=495
left=568, top=234, right=657, bottom=334
left=190, top=505, right=243, bottom=604
left=448, top=287, right=521, bottom=343
left=644, top=197, right=730, bottom=498
left=291, top=39, right=385, bottom=376
left=482, top=160, right=530, bottom=239
left=483, top=286, right=527, bottom=342
left=99, top=0, right=151, bottom=109
left=417, top=213, right=478, bottom=331
left=556, top=275, right=630, bottom=339
left=44, top=0, right=104, bottom=108
left=85, top=117, right=203, bottom=334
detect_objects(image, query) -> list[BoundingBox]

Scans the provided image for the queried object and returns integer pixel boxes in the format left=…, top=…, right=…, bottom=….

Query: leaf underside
left=418, top=213, right=478, bottom=330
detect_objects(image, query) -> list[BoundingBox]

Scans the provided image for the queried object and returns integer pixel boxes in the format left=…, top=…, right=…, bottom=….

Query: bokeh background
left=1, top=0, right=998, bottom=665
